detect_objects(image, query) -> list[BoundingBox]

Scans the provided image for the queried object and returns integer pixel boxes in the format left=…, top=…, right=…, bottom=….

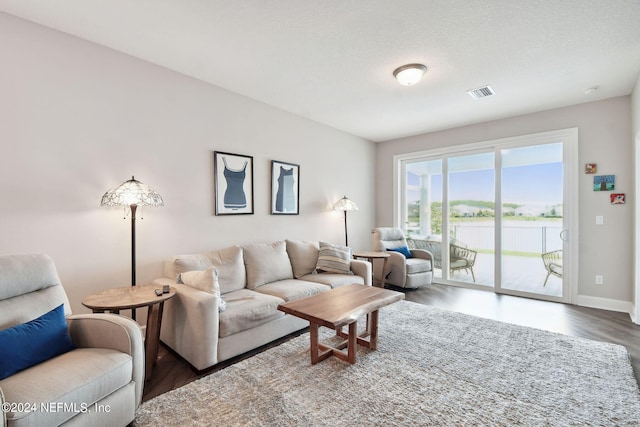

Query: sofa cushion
left=0, top=347, right=131, bottom=426
left=254, top=279, right=330, bottom=302
left=0, top=304, right=75, bottom=380
left=243, top=241, right=293, bottom=289
left=299, top=273, right=364, bottom=288
left=205, top=246, right=246, bottom=294
left=218, top=289, right=285, bottom=338
left=178, top=267, right=226, bottom=312
left=285, top=240, right=320, bottom=279
left=406, top=258, right=432, bottom=274
left=449, top=259, right=467, bottom=270
left=172, top=253, right=214, bottom=275
left=169, top=247, right=246, bottom=294
left=315, top=241, right=353, bottom=274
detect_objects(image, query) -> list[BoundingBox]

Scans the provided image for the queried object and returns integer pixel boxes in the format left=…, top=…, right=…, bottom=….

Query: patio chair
left=407, top=237, right=477, bottom=282
left=542, top=249, right=562, bottom=286
left=450, top=243, right=477, bottom=282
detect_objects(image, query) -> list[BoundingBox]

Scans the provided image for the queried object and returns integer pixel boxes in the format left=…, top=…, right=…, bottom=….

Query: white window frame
left=393, top=128, right=578, bottom=304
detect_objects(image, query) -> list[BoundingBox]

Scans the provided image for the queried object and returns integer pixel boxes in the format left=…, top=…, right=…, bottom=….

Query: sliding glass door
left=397, top=129, right=576, bottom=304
left=404, top=159, right=443, bottom=281
left=447, top=152, right=494, bottom=287
left=402, top=151, right=496, bottom=287
left=499, top=143, right=564, bottom=298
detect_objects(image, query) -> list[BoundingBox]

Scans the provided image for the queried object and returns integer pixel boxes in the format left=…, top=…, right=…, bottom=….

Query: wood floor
left=142, top=283, right=640, bottom=402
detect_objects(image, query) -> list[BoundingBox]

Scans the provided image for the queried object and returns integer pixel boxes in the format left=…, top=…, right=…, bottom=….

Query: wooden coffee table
left=278, top=284, right=404, bottom=365
left=82, top=284, right=175, bottom=380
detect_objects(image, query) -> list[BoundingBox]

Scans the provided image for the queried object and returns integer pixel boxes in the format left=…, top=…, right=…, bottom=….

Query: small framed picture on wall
left=271, top=160, right=299, bottom=215
left=610, top=193, right=625, bottom=204
left=593, top=175, right=615, bottom=191
left=214, top=151, right=254, bottom=215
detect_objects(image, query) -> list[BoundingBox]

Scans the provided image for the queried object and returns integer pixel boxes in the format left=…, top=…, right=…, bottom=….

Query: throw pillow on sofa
left=204, top=245, right=246, bottom=294
left=178, top=266, right=226, bottom=312
left=315, top=241, right=353, bottom=274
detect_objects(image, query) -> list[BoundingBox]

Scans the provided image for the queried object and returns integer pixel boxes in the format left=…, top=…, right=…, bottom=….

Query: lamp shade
left=333, top=196, right=358, bottom=212
left=393, top=64, right=427, bottom=86
left=101, top=176, right=164, bottom=207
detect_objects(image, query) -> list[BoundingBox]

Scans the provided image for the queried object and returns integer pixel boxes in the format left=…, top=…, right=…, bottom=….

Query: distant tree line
left=408, top=200, right=560, bottom=235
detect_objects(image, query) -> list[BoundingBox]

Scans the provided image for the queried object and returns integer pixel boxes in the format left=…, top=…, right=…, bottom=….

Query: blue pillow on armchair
left=387, top=246, right=413, bottom=258
left=0, top=304, right=76, bottom=380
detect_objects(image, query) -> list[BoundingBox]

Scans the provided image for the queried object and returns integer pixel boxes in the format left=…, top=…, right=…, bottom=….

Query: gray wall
left=0, top=13, right=376, bottom=314
left=376, top=97, right=634, bottom=310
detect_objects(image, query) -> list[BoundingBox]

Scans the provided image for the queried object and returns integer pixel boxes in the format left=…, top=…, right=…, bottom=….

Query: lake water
left=450, top=219, right=562, bottom=253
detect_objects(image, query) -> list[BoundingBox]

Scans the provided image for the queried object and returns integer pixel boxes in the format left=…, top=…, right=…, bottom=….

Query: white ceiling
left=2, top=0, right=640, bottom=142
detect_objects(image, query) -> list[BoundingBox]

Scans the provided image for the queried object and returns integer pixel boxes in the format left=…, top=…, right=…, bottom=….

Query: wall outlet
left=595, top=275, right=604, bottom=285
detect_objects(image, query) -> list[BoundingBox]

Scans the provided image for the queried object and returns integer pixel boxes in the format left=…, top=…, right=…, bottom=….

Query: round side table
left=352, top=251, right=391, bottom=288
left=82, top=284, right=175, bottom=380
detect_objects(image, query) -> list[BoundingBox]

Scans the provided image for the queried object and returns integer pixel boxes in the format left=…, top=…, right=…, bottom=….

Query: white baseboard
left=575, top=294, right=634, bottom=318
left=630, top=304, right=638, bottom=324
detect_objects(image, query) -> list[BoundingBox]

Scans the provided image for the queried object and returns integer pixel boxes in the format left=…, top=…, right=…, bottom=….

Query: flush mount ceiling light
left=393, top=63, right=427, bottom=86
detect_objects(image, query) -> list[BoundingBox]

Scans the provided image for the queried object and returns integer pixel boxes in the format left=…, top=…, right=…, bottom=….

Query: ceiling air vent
left=467, top=85, right=495, bottom=99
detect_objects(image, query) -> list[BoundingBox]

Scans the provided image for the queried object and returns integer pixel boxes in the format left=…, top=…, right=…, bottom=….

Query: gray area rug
left=135, top=301, right=640, bottom=426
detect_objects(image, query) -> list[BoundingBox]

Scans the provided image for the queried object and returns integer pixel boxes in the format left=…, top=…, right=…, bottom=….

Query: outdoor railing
left=408, top=225, right=563, bottom=254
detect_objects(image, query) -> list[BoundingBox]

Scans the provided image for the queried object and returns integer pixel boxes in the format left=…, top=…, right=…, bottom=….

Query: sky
left=408, top=162, right=563, bottom=205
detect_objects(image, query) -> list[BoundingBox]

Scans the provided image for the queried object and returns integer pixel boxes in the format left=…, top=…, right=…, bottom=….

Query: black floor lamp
left=332, top=195, right=359, bottom=247
left=101, top=176, right=164, bottom=321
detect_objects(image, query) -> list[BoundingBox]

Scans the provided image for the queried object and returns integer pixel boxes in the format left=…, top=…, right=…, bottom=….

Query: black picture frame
left=271, top=160, right=300, bottom=215
left=214, top=151, right=254, bottom=215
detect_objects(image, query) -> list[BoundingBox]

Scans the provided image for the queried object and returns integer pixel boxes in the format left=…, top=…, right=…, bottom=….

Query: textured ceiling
left=1, top=0, right=640, bottom=142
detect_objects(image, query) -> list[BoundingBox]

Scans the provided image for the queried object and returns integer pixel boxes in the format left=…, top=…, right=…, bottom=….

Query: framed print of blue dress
left=271, top=160, right=299, bottom=215
left=214, top=151, right=254, bottom=215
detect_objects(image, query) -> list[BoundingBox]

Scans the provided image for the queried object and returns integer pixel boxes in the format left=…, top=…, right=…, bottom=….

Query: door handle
left=560, top=230, right=568, bottom=241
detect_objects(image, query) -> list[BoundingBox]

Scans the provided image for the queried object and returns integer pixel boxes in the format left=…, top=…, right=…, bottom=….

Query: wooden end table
left=278, top=284, right=404, bottom=365
left=82, top=284, right=175, bottom=380
left=353, top=251, right=391, bottom=288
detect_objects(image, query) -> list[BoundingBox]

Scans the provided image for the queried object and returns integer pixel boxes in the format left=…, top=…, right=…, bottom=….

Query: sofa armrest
left=349, top=259, right=372, bottom=286
left=67, top=313, right=145, bottom=408
left=152, top=278, right=221, bottom=371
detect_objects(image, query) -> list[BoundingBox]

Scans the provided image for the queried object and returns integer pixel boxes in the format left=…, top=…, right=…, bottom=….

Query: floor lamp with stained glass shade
left=332, top=196, right=358, bottom=247
left=101, top=176, right=164, bottom=321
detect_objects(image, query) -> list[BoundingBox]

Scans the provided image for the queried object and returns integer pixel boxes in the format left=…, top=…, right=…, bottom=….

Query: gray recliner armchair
left=0, top=253, right=144, bottom=427
left=371, top=227, right=434, bottom=289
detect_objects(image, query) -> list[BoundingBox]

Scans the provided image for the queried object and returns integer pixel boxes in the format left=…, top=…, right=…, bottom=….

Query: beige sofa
left=152, top=240, right=371, bottom=371
left=0, top=254, right=144, bottom=427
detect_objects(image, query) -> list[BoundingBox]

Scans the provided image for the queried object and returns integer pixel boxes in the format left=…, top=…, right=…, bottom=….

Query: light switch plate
left=596, top=215, right=604, bottom=225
